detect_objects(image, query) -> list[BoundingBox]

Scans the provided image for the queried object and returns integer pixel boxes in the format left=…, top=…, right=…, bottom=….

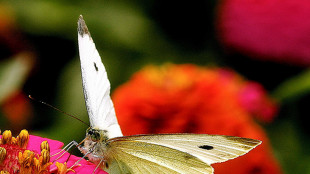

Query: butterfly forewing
left=105, top=134, right=261, bottom=174
left=78, top=16, right=122, bottom=138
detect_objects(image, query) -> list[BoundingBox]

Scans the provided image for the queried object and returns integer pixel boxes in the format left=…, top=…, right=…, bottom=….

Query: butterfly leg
left=69, top=148, right=94, bottom=169
left=92, top=158, right=104, bottom=174
left=51, top=140, right=80, bottom=162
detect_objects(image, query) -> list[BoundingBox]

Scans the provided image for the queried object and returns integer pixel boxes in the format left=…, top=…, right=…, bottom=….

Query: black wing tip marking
left=78, top=15, right=90, bottom=37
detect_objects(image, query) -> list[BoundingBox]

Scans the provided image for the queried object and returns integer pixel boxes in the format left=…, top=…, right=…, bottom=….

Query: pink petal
left=49, top=151, right=107, bottom=174
left=0, top=134, right=107, bottom=173
left=27, top=135, right=64, bottom=153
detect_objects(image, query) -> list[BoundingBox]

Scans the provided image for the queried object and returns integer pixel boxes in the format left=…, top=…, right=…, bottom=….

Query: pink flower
left=217, top=0, right=310, bottom=65
left=238, top=82, right=277, bottom=123
left=0, top=130, right=107, bottom=174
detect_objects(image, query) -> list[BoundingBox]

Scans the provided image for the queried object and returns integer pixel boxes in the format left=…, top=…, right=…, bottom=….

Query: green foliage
left=0, top=55, right=31, bottom=104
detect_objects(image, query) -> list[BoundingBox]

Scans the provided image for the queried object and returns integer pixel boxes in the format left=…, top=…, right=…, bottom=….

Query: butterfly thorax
left=78, top=127, right=110, bottom=165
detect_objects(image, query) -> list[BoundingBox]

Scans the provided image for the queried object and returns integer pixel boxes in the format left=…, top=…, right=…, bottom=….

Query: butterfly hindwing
left=106, top=138, right=214, bottom=174
left=105, top=134, right=261, bottom=174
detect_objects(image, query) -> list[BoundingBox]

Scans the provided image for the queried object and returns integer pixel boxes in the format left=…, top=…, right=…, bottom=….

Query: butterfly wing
left=106, top=139, right=214, bottom=174
left=105, top=134, right=261, bottom=174
left=77, top=15, right=122, bottom=138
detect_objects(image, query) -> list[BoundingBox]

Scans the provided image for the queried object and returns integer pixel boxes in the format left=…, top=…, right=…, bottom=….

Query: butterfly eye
left=87, top=128, right=101, bottom=141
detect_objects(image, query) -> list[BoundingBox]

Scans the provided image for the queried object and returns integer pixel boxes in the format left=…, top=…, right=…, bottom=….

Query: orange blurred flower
left=113, top=64, right=282, bottom=174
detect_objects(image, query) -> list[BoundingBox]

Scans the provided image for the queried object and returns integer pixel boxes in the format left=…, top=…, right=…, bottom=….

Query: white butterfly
left=76, top=15, right=261, bottom=174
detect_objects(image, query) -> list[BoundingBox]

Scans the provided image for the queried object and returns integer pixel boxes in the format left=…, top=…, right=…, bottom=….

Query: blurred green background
left=1, top=1, right=310, bottom=173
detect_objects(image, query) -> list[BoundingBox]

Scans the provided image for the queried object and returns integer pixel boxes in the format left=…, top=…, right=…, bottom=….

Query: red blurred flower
left=217, top=0, right=310, bottom=65
left=113, top=64, right=282, bottom=174
left=1, top=91, right=34, bottom=131
left=0, top=130, right=107, bottom=174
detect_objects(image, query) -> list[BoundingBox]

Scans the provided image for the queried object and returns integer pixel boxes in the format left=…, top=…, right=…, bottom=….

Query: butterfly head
left=77, top=127, right=110, bottom=168
left=86, top=127, right=109, bottom=143
left=80, top=127, right=109, bottom=159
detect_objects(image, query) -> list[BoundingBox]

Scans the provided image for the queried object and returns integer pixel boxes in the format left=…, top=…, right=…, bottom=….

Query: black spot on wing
left=199, top=145, right=214, bottom=150
left=94, top=62, right=98, bottom=71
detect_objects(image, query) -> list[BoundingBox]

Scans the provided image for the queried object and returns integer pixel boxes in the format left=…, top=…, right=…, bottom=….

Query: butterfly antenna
left=28, top=95, right=90, bottom=127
